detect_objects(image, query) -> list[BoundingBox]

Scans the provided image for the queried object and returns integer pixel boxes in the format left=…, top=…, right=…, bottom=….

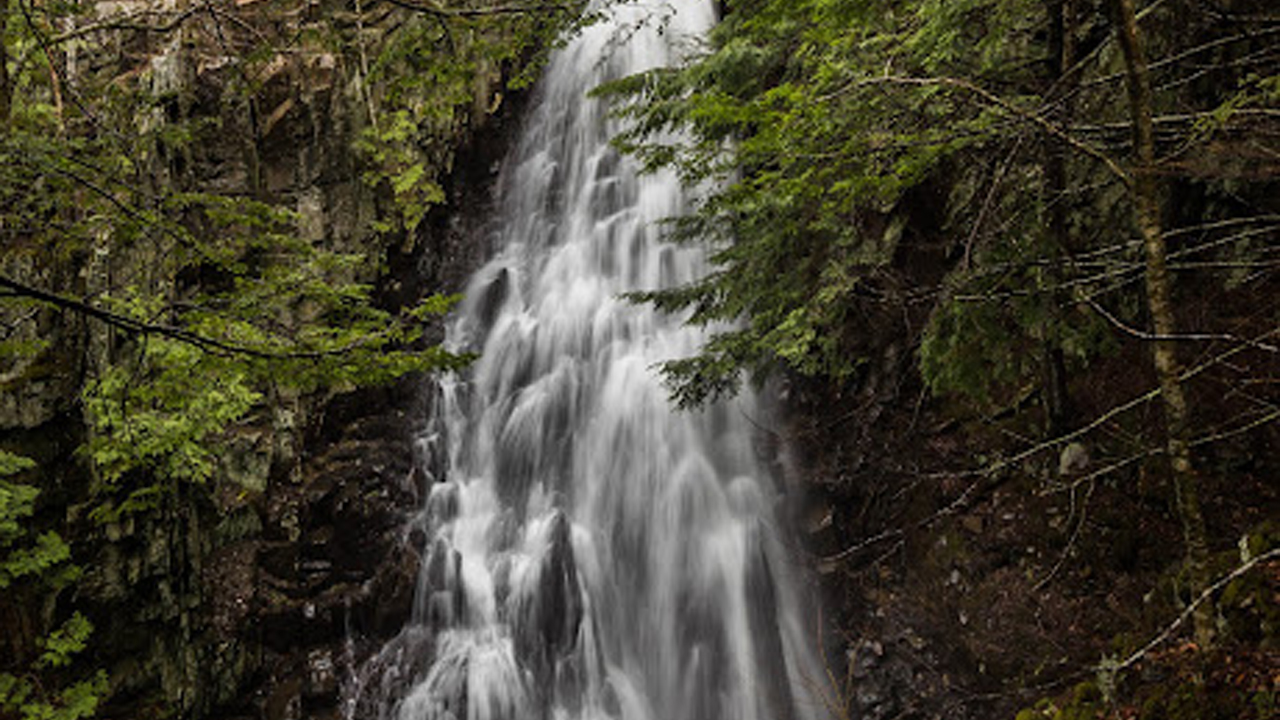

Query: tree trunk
left=1112, top=0, right=1213, bottom=648
left=1041, top=0, right=1077, bottom=434
left=0, top=1, right=11, bottom=128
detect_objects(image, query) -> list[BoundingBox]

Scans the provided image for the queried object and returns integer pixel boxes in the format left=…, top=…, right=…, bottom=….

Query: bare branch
left=1070, top=108, right=1280, bottom=135
left=1083, top=295, right=1280, bottom=352
left=377, top=0, right=577, bottom=19
left=1032, top=477, right=1098, bottom=591
left=819, top=322, right=1280, bottom=568
left=49, top=4, right=209, bottom=44
left=0, top=275, right=377, bottom=360
left=1107, top=548, right=1280, bottom=674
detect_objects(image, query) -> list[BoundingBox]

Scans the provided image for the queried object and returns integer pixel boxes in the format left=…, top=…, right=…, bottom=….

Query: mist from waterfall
left=352, top=3, right=826, bottom=719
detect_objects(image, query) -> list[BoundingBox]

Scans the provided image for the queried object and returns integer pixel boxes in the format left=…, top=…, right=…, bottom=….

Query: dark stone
left=745, top=523, right=799, bottom=720
left=512, top=510, right=584, bottom=684
left=478, top=267, right=511, bottom=333
left=426, top=482, right=460, bottom=526
left=259, top=543, right=299, bottom=581
left=304, top=649, right=338, bottom=700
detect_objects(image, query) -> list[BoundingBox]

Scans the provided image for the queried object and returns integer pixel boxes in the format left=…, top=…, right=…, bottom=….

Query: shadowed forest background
left=1, top=1, right=1276, bottom=719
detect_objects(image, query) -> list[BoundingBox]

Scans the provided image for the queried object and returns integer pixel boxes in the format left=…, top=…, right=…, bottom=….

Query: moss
left=211, top=507, right=262, bottom=547
left=1015, top=687, right=1104, bottom=720
left=1141, top=682, right=1206, bottom=720
left=1071, top=681, right=1102, bottom=705
left=1249, top=689, right=1276, bottom=718
left=1053, top=684, right=1103, bottom=720
left=1213, top=521, right=1280, bottom=646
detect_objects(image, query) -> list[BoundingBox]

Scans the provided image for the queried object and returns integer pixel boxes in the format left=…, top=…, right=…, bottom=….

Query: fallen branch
left=1106, top=547, right=1280, bottom=675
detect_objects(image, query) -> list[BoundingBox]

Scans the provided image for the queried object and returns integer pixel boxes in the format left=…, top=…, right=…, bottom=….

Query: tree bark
left=1042, top=0, right=1077, bottom=435
left=0, top=0, right=11, bottom=128
left=1112, top=0, right=1214, bottom=648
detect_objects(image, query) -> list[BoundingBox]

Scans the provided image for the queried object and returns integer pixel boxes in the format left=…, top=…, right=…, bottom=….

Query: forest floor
left=784, top=302, right=1279, bottom=720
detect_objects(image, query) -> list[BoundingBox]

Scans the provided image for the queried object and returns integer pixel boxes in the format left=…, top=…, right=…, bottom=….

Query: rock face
left=0, top=2, right=528, bottom=719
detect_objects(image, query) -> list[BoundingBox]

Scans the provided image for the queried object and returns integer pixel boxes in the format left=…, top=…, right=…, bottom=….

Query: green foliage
left=0, top=0, right=498, bottom=527
left=920, top=227, right=1116, bottom=405
left=357, top=109, right=447, bottom=233
left=38, top=614, right=93, bottom=670
left=603, top=0, right=1037, bottom=405
left=607, top=0, right=1266, bottom=411
left=0, top=1, right=593, bottom=717
left=0, top=454, right=39, bottom=543
left=0, top=671, right=109, bottom=720
left=0, top=529, right=71, bottom=589
left=920, top=298, right=1025, bottom=403
left=0, top=453, right=105, bottom=720
left=355, top=1, right=595, bottom=233
left=0, top=452, right=71, bottom=591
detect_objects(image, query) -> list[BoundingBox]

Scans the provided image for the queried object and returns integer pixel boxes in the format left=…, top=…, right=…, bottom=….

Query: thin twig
left=855, top=75, right=1131, bottom=184
left=1084, top=296, right=1279, bottom=352
left=1108, top=548, right=1280, bottom=674
left=1033, top=478, right=1097, bottom=591
left=378, top=0, right=577, bottom=19
left=49, top=4, right=208, bottom=44
left=819, top=326, right=1280, bottom=566
left=963, top=137, right=1024, bottom=271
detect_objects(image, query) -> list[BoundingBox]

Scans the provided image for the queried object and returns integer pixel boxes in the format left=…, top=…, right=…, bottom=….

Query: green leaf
left=39, top=614, right=94, bottom=669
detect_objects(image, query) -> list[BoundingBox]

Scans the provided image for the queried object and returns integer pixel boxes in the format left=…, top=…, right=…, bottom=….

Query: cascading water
left=353, top=3, right=825, bottom=719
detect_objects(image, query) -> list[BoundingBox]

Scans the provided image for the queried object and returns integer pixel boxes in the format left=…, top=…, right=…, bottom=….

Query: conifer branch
left=863, top=76, right=1132, bottom=185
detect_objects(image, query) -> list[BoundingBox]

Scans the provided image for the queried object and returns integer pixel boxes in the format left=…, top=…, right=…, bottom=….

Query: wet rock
left=407, top=524, right=429, bottom=556
left=478, top=267, right=511, bottom=332
left=427, top=482, right=460, bottom=526
left=745, top=523, right=799, bottom=720
left=368, top=541, right=422, bottom=637
left=512, top=511, right=584, bottom=681
left=305, top=649, right=338, bottom=700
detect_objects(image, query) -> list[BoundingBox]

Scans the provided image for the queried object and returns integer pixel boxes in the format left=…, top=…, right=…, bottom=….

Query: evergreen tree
left=607, top=0, right=1277, bottom=658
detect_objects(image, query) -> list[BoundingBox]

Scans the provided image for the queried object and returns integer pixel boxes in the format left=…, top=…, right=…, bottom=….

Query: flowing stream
left=354, top=3, right=824, bottom=718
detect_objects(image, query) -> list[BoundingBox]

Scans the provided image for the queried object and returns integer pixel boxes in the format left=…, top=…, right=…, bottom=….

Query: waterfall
left=352, top=3, right=825, bottom=719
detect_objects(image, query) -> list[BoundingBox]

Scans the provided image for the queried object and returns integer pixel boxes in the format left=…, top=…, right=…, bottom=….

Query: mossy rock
left=1140, top=682, right=1206, bottom=720
left=1016, top=682, right=1105, bottom=720
left=1216, top=521, right=1279, bottom=645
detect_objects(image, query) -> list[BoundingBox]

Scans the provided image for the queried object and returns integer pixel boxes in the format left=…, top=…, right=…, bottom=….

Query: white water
left=353, top=3, right=825, bottom=719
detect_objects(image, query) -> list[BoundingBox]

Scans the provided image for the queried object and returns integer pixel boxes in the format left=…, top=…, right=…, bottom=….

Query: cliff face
left=0, top=2, right=530, bottom=718
left=6, top=5, right=1274, bottom=720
